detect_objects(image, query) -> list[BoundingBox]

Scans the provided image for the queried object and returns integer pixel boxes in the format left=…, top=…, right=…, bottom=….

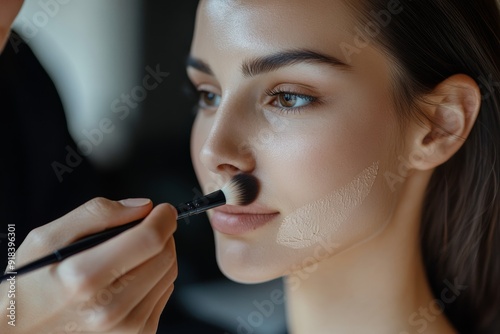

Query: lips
left=210, top=204, right=279, bottom=235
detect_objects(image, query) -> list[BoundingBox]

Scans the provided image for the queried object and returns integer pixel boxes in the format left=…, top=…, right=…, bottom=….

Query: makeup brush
left=0, top=174, right=259, bottom=282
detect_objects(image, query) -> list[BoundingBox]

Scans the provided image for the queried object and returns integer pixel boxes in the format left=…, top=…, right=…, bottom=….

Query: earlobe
left=408, top=74, right=481, bottom=170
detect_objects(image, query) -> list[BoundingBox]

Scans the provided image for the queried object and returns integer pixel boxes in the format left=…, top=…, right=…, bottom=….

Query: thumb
left=23, top=197, right=153, bottom=254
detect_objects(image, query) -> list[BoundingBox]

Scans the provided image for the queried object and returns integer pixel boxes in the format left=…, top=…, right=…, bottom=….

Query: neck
left=285, top=170, right=457, bottom=334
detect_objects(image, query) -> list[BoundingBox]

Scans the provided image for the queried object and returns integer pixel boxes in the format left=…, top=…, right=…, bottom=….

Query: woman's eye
left=266, top=88, right=317, bottom=112
left=198, top=91, right=221, bottom=109
left=276, top=93, right=314, bottom=108
left=195, top=89, right=317, bottom=113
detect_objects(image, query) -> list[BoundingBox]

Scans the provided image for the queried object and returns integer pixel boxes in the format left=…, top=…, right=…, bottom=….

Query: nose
left=198, top=95, right=256, bottom=177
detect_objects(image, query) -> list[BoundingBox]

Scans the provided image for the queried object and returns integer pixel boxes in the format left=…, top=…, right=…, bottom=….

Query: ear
left=405, top=74, right=481, bottom=170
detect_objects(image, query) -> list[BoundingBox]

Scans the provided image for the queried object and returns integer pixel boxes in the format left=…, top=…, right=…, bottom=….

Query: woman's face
left=188, top=0, right=401, bottom=283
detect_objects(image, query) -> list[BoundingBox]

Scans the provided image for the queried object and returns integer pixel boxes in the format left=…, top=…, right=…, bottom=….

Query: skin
left=189, top=0, right=398, bottom=283
left=0, top=0, right=24, bottom=50
left=0, top=3, right=178, bottom=332
left=0, top=0, right=480, bottom=332
left=188, top=0, right=480, bottom=333
left=0, top=199, right=178, bottom=333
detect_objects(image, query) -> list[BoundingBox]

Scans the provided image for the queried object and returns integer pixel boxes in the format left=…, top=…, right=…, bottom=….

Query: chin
left=214, top=232, right=286, bottom=284
left=217, top=259, right=275, bottom=284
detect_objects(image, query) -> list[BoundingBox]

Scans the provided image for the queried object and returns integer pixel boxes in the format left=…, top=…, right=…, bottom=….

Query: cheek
left=256, top=105, right=397, bottom=251
left=260, top=110, right=391, bottom=210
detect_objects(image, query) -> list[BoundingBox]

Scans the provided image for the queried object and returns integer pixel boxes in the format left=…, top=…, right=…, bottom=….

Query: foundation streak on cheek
left=276, top=161, right=379, bottom=249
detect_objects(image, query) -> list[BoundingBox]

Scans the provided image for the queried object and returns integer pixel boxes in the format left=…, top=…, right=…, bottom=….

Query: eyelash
left=264, top=88, right=319, bottom=114
left=187, top=82, right=321, bottom=115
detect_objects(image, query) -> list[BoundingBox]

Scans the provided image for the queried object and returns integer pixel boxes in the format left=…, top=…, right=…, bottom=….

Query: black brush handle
left=176, top=190, right=225, bottom=219
left=0, top=190, right=226, bottom=283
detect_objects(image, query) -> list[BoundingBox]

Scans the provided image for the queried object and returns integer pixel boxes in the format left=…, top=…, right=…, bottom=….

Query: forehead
left=192, top=0, right=356, bottom=63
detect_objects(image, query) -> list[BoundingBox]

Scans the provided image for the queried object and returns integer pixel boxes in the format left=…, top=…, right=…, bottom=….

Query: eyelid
left=195, top=83, right=222, bottom=95
left=268, top=82, right=318, bottom=94
left=264, top=86, right=322, bottom=114
left=186, top=71, right=221, bottom=93
left=265, top=87, right=316, bottom=100
left=191, top=83, right=222, bottom=114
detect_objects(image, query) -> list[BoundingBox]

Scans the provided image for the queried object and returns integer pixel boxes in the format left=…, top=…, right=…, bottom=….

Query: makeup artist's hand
left=0, top=197, right=178, bottom=334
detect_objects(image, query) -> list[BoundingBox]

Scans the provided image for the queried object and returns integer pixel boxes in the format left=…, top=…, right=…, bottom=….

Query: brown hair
left=346, top=0, right=500, bottom=332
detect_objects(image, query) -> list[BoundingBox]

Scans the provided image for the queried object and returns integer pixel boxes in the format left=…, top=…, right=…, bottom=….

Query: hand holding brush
left=1, top=173, right=258, bottom=282
left=0, top=174, right=258, bottom=333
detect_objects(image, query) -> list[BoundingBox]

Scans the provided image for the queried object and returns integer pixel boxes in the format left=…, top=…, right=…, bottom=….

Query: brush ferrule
left=176, top=189, right=226, bottom=220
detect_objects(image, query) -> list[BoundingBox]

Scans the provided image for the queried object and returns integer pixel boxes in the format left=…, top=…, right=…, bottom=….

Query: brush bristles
left=222, top=174, right=259, bottom=206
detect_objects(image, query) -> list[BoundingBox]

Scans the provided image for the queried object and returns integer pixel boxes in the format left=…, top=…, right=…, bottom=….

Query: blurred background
left=1, top=1, right=285, bottom=333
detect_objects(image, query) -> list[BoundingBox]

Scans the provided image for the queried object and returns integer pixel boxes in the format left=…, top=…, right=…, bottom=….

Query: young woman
left=1, top=0, right=498, bottom=333
left=187, top=0, right=499, bottom=333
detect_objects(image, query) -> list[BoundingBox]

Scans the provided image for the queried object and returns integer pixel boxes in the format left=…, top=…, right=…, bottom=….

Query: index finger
left=54, top=203, right=178, bottom=295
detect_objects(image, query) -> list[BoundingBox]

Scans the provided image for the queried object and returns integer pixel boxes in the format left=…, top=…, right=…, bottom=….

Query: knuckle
left=25, top=227, right=50, bottom=249
left=154, top=203, right=178, bottom=232
left=157, top=202, right=178, bottom=217
left=159, top=241, right=177, bottom=268
left=58, top=262, right=97, bottom=300
left=112, top=322, right=142, bottom=334
left=140, top=226, right=165, bottom=254
left=83, top=197, right=118, bottom=220
left=89, top=309, right=120, bottom=332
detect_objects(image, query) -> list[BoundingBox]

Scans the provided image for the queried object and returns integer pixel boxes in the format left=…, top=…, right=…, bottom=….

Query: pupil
left=281, top=93, right=297, bottom=107
left=204, top=92, right=215, bottom=105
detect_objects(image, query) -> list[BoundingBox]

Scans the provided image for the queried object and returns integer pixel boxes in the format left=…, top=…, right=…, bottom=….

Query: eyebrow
left=186, top=57, right=214, bottom=75
left=186, top=48, right=351, bottom=78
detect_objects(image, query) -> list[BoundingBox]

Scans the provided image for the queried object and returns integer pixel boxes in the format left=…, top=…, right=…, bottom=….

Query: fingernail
left=119, top=198, right=151, bottom=207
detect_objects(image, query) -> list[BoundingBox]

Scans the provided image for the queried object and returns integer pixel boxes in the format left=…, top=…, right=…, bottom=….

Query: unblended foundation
left=276, top=161, right=379, bottom=249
